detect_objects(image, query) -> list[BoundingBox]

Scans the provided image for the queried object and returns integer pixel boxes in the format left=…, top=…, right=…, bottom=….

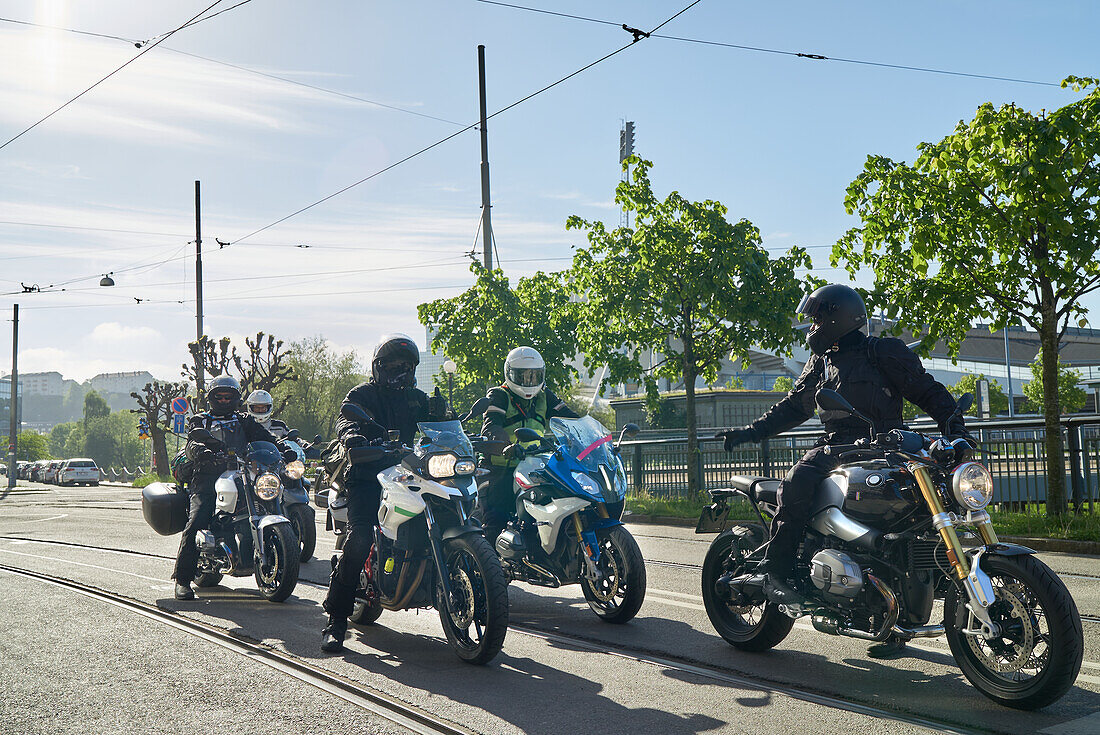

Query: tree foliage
left=771, top=376, right=794, bottom=393
left=2, top=432, right=50, bottom=461
left=1022, top=358, right=1087, bottom=414
left=833, top=77, right=1100, bottom=513
left=83, top=390, right=110, bottom=424
left=417, top=262, right=580, bottom=397
left=567, top=156, right=812, bottom=494
left=271, top=337, right=366, bottom=441
left=951, top=373, right=1009, bottom=417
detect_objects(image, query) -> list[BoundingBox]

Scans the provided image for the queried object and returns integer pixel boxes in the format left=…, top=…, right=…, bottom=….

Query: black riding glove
left=343, top=434, right=367, bottom=448
left=940, top=415, right=976, bottom=447
left=715, top=428, right=755, bottom=452
left=427, top=387, right=449, bottom=420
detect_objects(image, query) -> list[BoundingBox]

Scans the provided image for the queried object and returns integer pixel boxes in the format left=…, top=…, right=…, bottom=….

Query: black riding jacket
left=335, top=380, right=444, bottom=447
left=185, top=410, right=285, bottom=483
left=746, top=332, right=959, bottom=444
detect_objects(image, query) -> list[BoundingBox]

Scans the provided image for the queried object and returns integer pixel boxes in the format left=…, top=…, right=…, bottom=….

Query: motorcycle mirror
left=618, top=423, right=640, bottom=443
left=286, top=429, right=300, bottom=441
left=461, top=397, right=491, bottom=422
left=957, top=393, right=974, bottom=414
left=339, top=401, right=373, bottom=423
left=514, top=427, right=541, bottom=443
left=387, top=429, right=401, bottom=443
left=188, top=427, right=213, bottom=443
left=313, top=434, right=323, bottom=444
left=816, top=389, right=874, bottom=434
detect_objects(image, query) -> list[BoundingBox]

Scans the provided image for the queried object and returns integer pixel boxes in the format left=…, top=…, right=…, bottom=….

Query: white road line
left=0, top=548, right=166, bottom=583
left=3, top=513, right=68, bottom=524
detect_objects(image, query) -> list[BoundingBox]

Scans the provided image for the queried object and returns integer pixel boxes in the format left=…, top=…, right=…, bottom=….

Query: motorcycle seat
left=715, top=475, right=781, bottom=506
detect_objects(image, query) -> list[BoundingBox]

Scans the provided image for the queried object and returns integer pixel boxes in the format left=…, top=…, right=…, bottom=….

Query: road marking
left=3, top=513, right=68, bottom=524
left=0, top=548, right=166, bottom=583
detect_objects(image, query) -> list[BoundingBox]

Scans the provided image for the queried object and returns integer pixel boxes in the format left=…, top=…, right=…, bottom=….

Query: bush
left=133, top=473, right=172, bottom=488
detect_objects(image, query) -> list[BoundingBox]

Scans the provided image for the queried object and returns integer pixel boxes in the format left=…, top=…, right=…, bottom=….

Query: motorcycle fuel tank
left=836, top=461, right=921, bottom=528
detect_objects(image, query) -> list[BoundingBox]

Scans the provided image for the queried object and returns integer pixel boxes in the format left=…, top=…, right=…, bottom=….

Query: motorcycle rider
left=321, top=334, right=451, bottom=652
left=172, top=375, right=291, bottom=601
left=245, top=389, right=289, bottom=439
left=716, top=284, right=970, bottom=659
left=479, top=346, right=578, bottom=544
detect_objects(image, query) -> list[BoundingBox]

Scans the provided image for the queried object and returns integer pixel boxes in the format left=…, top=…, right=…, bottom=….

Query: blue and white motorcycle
left=481, top=414, right=647, bottom=623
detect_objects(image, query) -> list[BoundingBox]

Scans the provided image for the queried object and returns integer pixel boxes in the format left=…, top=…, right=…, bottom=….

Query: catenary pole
left=478, top=45, right=493, bottom=271
left=194, top=181, right=205, bottom=404
left=8, top=304, right=17, bottom=489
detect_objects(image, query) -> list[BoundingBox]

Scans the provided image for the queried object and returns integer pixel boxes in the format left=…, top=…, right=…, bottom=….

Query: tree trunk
left=682, top=335, right=700, bottom=497
left=1039, top=296, right=1067, bottom=516
left=151, top=427, right=169, bottom=477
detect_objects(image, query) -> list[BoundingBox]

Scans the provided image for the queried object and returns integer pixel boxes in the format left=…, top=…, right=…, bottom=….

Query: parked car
left=17, top=461, right=30, bottom=480
left=43, top=460, right=63, bottom=484
left=58, top=458, right=100, bottom=487
left=30, top=460, right=50, bottom=483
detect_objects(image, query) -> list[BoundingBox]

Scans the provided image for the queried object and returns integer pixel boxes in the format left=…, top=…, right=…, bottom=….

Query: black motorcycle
left=697, top=390, right=1083, bottom=710
left=281, top=429, right=318, bottom=563
left=142, top=428, right=301, bottom=602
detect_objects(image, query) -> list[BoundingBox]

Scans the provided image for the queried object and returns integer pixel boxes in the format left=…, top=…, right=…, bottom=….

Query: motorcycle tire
left=193, top=571, right=223, bottom=587
left=287, top=504, right=317, bottom=563
left=701, top=527, right=792, bottom=651
left=580, top=525, right=646, bottom=624
left=350, top=597, right=383, bottom=625
left=254, top=523, right=300, bottom=603
left=435, top=533, right=509, bottom=665
left=945, top=553, right=1083, bottom=710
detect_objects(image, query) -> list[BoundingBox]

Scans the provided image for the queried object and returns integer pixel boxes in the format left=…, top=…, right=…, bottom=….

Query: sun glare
left=35, top=0, right=68, bottom=91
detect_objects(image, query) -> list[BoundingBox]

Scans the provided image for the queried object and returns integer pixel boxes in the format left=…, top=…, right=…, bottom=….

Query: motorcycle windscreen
left=246, top=441, right=281, bottom=471
left=415, top=420, right=473, bottom=457
left=548, top=416, right=627, bottom=503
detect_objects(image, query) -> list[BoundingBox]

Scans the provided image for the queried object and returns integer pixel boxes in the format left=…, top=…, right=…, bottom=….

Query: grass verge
left=133, top=473, right=172, bottom=488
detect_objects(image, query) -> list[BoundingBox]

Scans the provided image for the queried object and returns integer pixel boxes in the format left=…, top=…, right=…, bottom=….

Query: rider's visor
left=249, top=403, right=272, bottom=415
left=507, top=367, right=544, bottom=387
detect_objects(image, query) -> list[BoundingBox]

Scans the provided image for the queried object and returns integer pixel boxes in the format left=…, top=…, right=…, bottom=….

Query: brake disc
left=448, top=568, right=476, bottom=629
left=966, top=585, right=1036, bottom=674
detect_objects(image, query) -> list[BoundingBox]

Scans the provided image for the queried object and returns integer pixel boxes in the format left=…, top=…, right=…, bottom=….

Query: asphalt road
left=1, top=480, right=1099, bottom=735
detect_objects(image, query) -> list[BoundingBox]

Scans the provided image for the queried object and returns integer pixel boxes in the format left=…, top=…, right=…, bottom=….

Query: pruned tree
left=131, top=381, right=188, bottom=476
left=182, top=332, right=296, bottom=412
left=834, top=76, right=1100, bottom=515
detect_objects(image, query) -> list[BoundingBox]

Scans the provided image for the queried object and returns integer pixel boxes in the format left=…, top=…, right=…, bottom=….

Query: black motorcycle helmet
left=371, top=333, right=420, bottom=389
left=205, top=374, right=242, bottom=416
left=798, top=284, right=868, bottom=356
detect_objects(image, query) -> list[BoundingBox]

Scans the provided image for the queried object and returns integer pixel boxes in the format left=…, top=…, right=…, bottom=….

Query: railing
left=620, top=415, right=1100, bottom=511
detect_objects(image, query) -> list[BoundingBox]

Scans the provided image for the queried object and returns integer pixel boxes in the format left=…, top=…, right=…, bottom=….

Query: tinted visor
left=507, top=367, right=544, bottom=388
left=211, top=391, right=236, bottom=404
left=796, top=293, right=824, bottom=320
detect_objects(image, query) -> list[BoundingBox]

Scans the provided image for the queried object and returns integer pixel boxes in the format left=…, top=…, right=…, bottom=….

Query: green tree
left=48, top=422, right=79, bottom=457
left=1022, top=358, right=1087, bottom=414
left=272, top=336, right=366, bottom=441
left=1, top=432, right=50, bottom=461
left=567, top=156, right=812, bottom=494
left=771, top=376, right=794, bottom=393
left=834, top=77, right=1100, bottom=514
left=952, top=373, right=1009, bottom=417
left=418, top=262, right=579, bottom=396
left=83, top=390, right=110, bottom=424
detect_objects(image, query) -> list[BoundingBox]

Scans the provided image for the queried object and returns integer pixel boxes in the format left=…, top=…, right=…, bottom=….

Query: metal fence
left=620, top=415, right=1100, bottom=511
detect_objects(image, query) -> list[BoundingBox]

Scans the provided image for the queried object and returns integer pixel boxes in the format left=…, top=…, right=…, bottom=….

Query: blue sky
left=0, top=1, right=1097, bottom=381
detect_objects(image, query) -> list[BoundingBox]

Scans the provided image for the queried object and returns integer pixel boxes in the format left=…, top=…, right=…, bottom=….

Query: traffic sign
left=173, top=413, right=186, bottom=434
left=171, top=397, right=189, bottom=414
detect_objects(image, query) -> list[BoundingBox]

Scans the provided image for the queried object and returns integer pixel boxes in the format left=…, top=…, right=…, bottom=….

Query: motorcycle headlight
left=255, top=472, right=282, bottom=500
left=571, top=471, right=600, bottom=496
left=454, top=459, right=475, bottom=476
left=427, top=453, right=457, bottom=479
left=284, top=460, right=305, bottom=480
left=952, top=462, right=993, bottom=510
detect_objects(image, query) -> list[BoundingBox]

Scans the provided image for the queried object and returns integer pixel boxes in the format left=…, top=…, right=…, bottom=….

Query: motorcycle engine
left=809, top=549, right=864, bottom=598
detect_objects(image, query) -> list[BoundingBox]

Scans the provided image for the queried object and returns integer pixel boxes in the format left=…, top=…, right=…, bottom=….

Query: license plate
left=695, top=502, right=731, bottom=534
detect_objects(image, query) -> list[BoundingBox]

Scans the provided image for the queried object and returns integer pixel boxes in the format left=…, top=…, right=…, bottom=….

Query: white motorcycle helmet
left=504, top=346, right=545, bottom=400
left=245, top=389, right=274, bottom=426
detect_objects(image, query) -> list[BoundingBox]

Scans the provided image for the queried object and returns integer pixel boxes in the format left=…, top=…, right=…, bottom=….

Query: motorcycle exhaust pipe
left=522, top=558, right=563, bottom=588
left=218, top=542, right=235, bottom=573
left=892, top=624, right=945, bottom=639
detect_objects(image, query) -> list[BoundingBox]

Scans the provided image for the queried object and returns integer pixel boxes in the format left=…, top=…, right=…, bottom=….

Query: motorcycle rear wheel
left=945, top=553, right=1083, bottom=710
left=701, top=527, right=792, bottom=651
left=254, top=523, right=300, bottom=603
left=436, top=534, right=509, bottom=665
left=580, top=525, right=646, bottom=624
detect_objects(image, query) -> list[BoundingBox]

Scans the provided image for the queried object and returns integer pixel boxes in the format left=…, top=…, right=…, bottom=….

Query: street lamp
left=99, top=273, right=115, bottom=287
left=442, top=359, right=457, bottom=411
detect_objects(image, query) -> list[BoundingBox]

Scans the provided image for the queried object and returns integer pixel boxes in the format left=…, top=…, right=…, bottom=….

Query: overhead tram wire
left=226, top=1, right=706, bottom=248
left=0, top=17, right=465, bottom=126
left=0, top=0, right=247, bottom=152
left=476, top=0, right=1059, bottom=88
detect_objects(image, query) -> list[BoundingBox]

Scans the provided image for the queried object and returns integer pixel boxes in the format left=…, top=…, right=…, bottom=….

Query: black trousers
left=172, top=487, right=216, bottom=583
left=476, top=467, right=515, bottom=543
left=323, top=474, right=382, bottom=619
left=762, top=446, right=841, bottom=576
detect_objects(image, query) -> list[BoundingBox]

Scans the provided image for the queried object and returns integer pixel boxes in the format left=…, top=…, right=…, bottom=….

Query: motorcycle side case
left=141, top=482, right=187, bottom=536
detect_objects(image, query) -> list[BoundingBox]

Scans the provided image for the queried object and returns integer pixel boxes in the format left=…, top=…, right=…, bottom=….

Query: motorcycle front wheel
left=580, top=525, right=646, bottom=624
left=435, top=534, right=509, bottom=665
left=287, top=504, right=317, bottom=563
left=945, top=553, right=1083, bottom=710
left=254, top=523, right=300, bottom=603
left=701, top=527, right=792, bottom=651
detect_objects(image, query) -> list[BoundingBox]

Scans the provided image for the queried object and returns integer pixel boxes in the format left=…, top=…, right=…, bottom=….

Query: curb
left=624, top=514, right=697, bottom=528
